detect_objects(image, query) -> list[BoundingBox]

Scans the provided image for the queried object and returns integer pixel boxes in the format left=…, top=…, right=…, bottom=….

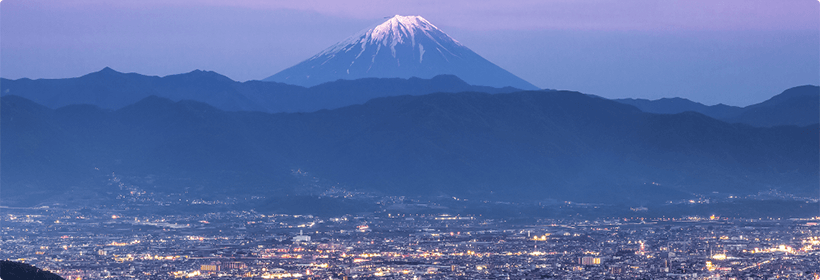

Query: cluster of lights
left=706, top=261, right=715, bottom=271
left=141, top=255, right=181, bottom=261
left=260, top=272, right=304, bottom=279
left=114, top=254, right=136, bottom=262
left=108, top=240, right=140, bottom=246
left=435, top=216, right=458, bottom=220
left=800, top=237, right=820, bottom=251
left=358, top=253, right=382, bottom=258
left=749, top=244, right=796, bottom=254
left=372, top=267, right=415, bottom=277
left=531, top=233, right=551, bottom=241
left=185, top=236, right=209, bottom=241
left=172, top=270, right=201, bottom=278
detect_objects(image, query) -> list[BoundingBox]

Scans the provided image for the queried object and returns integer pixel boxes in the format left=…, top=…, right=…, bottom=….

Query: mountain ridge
left=615, top=97, right=744, bottom=120
left=3, top=68, right=816, bottom=127
left=0, top=67, right=521, bottom=113
left=3, top=92, right=816, bottom=207
left=616, top=85, right=819, bottom=127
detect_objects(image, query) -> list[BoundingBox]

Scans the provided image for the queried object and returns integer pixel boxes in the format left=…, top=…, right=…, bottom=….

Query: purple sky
left=1, top=0, right=818, bottom=106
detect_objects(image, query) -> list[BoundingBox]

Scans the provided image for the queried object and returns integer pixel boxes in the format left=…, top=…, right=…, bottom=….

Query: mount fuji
left=264, top=15, right=539, bottom=89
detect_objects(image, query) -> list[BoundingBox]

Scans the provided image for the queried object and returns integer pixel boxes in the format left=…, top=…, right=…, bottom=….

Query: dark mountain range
left=264, top=15, right=539, bottom=89
left=726, top=85, right=820, bottom=127
left=616, top=85, right=819, bottom=127
left=2, top=92, right=816, bottom=207
left=615, top=97, right=744, bottom=120
left=0, top=68, right=519, bottom=113
left=4, top=67, right=815, bottom=127
left=0, top=261, right=65, bottom=280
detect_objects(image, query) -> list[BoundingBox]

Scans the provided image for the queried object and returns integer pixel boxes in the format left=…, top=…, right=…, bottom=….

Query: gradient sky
left=1, top=0, right=818, bottom=106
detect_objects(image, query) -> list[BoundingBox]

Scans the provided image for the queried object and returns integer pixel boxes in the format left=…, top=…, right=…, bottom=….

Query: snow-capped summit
left=369, top=15, right=450, bottom=48
left=318, top=15, right=461, bottom=60
left=264, top=15, right=538, bottom=90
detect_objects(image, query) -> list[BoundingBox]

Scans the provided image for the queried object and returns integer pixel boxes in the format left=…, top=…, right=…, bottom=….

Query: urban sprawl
left=3, top=206, right=820, bottom=280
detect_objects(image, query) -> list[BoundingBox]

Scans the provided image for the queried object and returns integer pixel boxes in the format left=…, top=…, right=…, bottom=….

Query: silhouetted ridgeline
left=0, top=261, right=66, bottom=280
left=616, top=85, right=819, bottom=127
left=3, top=69, right=815, bottom=128
left=0, top=68, right=519, bottom=113
left=2, top=91, right=817, bottom=206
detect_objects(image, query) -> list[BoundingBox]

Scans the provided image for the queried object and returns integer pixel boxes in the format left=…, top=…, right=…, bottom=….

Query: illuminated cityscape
left=3, top=204, right=820, bottom=280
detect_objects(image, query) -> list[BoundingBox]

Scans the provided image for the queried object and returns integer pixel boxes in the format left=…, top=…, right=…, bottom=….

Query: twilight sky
left=1, top=0, right=818, bottom=106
